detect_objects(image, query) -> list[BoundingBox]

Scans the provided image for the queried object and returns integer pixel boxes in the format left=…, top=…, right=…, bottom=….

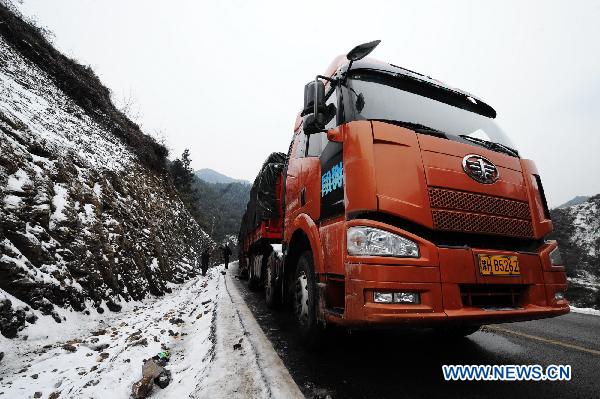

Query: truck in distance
left=238, top=40, right=569, bottom=346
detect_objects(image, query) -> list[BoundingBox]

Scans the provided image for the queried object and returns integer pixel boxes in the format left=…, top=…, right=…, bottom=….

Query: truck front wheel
left=293, top=250, right=323, bottom=347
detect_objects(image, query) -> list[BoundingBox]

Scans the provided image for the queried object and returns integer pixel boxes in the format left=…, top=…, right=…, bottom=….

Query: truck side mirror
left=302, top=79, right=326, bottom=134
left=303, top=80, right=325, bottom=116
left=346, top=40, right=381, bottom=61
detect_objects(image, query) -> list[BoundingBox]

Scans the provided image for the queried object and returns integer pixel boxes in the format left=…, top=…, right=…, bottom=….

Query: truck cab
left=242, top=41, right=568, bottom=345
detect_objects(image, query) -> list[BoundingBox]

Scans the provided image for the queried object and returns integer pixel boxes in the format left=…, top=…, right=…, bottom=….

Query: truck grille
left=432, top=209, right=534, bottom=238
left=428, top=187, right=534, bottom=238
left=460, top=284, right=524, bottom=308
left=429, top=187, right=531, bottom=219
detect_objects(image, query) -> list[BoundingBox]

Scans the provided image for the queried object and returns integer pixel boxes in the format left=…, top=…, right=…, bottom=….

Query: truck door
left=286, top=88, right=341, bottom=235
left=301, top=132, right=326, bottom=220
left=285, top=130, right=322, bottom=222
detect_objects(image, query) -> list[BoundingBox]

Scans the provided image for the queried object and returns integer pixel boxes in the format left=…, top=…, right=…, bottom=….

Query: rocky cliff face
left=550, top=195, right=600, bottom=309
left=0, top=24, right=210, bottom=337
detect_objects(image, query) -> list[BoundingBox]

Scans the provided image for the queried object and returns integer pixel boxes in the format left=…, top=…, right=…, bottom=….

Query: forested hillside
left=192, top=178, right=250, bottom=242
left=167, top=151, right=251, bottom=244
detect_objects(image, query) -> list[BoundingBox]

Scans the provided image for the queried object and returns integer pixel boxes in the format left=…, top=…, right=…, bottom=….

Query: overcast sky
left=15, top=0, right=600, bottom=207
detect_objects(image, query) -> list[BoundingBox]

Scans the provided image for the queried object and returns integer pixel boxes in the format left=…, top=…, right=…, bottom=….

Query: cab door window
left=307, top=131, right=328, bottom=157
left=305, top=88, right=338, bottom=157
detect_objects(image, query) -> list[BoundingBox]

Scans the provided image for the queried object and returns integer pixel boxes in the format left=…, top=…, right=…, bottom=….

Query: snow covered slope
left=0, top=25, right=211, bottom=337
left=550, top=194, right=600, bottom=309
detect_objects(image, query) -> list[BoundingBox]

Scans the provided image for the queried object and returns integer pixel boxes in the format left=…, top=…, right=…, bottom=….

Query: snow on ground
left=570, top=306, right=600, bottom=316
left=50, top=183, right=69, bottom=230
left=567, top=271, right=599, bottom=292
left=196, top=263, right=302, bottom=399
left=0, top=263, right=302, bottom=398
left=0, top=267, right=220, bottom=398
left=6, top=168, right=31, bottom=193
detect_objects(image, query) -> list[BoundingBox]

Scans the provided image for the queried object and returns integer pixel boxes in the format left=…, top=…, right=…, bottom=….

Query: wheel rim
left=265, top=263, right=273, bottom=299
left=294, top=271, right=309, bottom=326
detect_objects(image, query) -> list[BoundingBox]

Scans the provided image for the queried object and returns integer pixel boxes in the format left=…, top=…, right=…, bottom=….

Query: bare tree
left=115, top=88, right=143, bottom=127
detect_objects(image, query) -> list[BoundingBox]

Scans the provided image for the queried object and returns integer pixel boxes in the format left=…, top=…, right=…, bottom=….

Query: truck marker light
left=393, top=292, right=420, bottom=304
left=549, top=246, right=563, bottom=266
left=374, top=292, right=393, bottom=303
left=554, top=291, right=565, bottom=301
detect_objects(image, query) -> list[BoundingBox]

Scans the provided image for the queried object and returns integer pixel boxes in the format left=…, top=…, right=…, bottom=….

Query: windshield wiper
left=372, top=119, right=447, bottom=137
left=458, top=135, right=519, bottom=157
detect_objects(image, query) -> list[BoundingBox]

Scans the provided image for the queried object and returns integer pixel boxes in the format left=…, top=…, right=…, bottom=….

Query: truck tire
left=293, top=250, right=323, bottom=348
left=248, top=255, right=260, bottom=291
left=265, top=251, right=280, bottom=309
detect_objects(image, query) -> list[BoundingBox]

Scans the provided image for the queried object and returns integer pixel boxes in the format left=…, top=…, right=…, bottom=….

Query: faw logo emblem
left=462, top=154, right=499, bottom=184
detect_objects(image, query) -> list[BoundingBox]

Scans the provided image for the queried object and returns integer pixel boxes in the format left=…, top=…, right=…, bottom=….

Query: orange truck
left=239, top=40, right=568, bottom=346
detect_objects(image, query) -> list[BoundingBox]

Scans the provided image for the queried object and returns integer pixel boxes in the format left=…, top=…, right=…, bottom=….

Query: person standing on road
left=201, top=247, right=210, bottom=276
left=222, top=244, right=232, bottom=269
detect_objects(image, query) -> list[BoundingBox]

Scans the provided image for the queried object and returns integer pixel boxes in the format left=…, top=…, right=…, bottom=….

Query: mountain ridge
left=556, top=195, right=591, bottom=209
left=195, top=168, right=249, bottom=185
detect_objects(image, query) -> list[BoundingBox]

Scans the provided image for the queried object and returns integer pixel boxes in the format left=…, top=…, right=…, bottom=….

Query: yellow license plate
left=478, top=254, right=520, bottom=276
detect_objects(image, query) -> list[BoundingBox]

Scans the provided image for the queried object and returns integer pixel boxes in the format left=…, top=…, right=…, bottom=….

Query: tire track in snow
left=225, top=277, right=273, bottom=398
left=192, top=273, right=271, bottom=398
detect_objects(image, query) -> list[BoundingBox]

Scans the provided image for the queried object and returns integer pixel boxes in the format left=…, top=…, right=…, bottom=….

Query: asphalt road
left=229, top=265, right=600, bottom=399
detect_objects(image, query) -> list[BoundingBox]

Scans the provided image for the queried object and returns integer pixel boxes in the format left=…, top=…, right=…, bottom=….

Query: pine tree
left=170, top=149, right=200, bottom=220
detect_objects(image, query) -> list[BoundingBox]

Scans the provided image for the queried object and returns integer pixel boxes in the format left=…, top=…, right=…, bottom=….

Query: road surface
left=230, top=265, right=600, bottom=399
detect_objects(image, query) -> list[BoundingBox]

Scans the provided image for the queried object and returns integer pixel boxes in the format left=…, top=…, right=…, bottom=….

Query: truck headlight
left=549, top=246, right=563, bottom=266
left=347, top=226, right=420, bottom=257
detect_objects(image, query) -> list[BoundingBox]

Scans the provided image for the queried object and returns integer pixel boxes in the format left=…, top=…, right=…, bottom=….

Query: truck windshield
left=344, top=71, right=518, bottom=157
